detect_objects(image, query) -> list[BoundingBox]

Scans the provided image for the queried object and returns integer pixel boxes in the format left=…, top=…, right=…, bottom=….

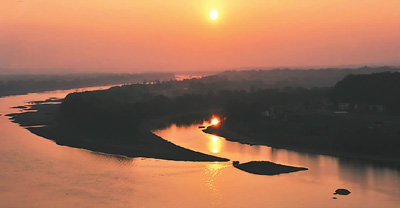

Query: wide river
left=0, top=86, right=399, bottom=208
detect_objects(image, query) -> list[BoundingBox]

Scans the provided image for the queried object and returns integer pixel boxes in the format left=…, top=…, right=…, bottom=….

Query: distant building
left=338, top=103, right=350, bottom=110
left=260, top=105, right=287, bottom=119
left=369, top=104, right=386, bottom=113
left=261, top=110, right=270, bottom=117
left=369, top=122, right=384, bottom=133
left=377, top=105, right=385, bottom=113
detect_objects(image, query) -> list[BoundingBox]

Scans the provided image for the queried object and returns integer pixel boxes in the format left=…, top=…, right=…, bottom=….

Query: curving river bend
left=0, top=86, right=399, bottom=208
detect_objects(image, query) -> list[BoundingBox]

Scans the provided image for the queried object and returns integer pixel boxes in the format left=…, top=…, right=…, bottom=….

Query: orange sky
left=1, top=0, right=399, bottom=73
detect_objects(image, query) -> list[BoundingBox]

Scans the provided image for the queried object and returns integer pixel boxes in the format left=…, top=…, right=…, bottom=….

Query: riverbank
left=203, top=123, right=400, bottom=166
left=7, top=100, right=228, bottom=162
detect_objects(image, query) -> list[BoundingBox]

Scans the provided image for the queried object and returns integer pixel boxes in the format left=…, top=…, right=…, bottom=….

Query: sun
left=209, top=9, right=218, bottom=20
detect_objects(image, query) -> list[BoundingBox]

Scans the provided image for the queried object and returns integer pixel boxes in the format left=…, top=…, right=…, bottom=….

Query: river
left=0, top=86, right=399, bottom=208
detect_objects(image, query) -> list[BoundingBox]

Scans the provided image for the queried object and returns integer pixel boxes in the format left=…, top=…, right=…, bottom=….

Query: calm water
left=0, top=87, right=399, bottom=208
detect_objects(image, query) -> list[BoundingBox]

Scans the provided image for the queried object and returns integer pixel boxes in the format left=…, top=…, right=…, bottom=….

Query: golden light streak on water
left=203, top=162, right=230, bottom=206
left=209, top=135, right=222, bottom=153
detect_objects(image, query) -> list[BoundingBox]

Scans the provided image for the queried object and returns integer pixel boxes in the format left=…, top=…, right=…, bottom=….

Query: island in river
left=233, top=161, right=308, bottom=175
left=7, top=98, right=228, bottom=162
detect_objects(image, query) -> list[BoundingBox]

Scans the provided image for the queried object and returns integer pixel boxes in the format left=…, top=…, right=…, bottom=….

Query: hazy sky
left=1, top=0, right=399, bottom=73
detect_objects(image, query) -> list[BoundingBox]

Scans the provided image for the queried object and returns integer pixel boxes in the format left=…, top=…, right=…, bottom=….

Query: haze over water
left=1, top=0, right=400, bottom=207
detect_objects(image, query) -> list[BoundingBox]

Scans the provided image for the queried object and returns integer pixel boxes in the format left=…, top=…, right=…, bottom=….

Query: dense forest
left=206, top=72, right=400, bottom=159
left=330, top=72, right=400, bottom=113
left=57, top=69, right=400, bottom=161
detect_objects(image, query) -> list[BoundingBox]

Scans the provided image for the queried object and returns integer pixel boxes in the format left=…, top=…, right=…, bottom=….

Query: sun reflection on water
left=204, top=162, right=230, bottom=206
left=209, top=135, right=222, bottom=153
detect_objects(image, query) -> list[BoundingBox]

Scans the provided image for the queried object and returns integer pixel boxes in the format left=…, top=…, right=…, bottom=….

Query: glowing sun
left=209, top=9, right=218, bottom=20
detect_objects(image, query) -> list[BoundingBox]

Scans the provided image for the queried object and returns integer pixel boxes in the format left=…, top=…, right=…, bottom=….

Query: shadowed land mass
left=7, top=100, right=228, bottom=162
left=7, top=68, right=400, bottom=165
left=204, top=72, right=400, bottom=165
left=233, top=161, right=308, bottom=175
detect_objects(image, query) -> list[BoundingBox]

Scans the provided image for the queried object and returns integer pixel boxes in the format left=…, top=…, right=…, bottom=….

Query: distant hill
left=0, top=73, right=174, bottom=97
left=206, top=66, right=400, bottom=89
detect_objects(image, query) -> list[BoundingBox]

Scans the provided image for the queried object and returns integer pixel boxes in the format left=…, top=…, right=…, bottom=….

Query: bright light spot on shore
left=211, top=118, right=220, bottom=125
left=209, top=9, right=218, bottom=20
